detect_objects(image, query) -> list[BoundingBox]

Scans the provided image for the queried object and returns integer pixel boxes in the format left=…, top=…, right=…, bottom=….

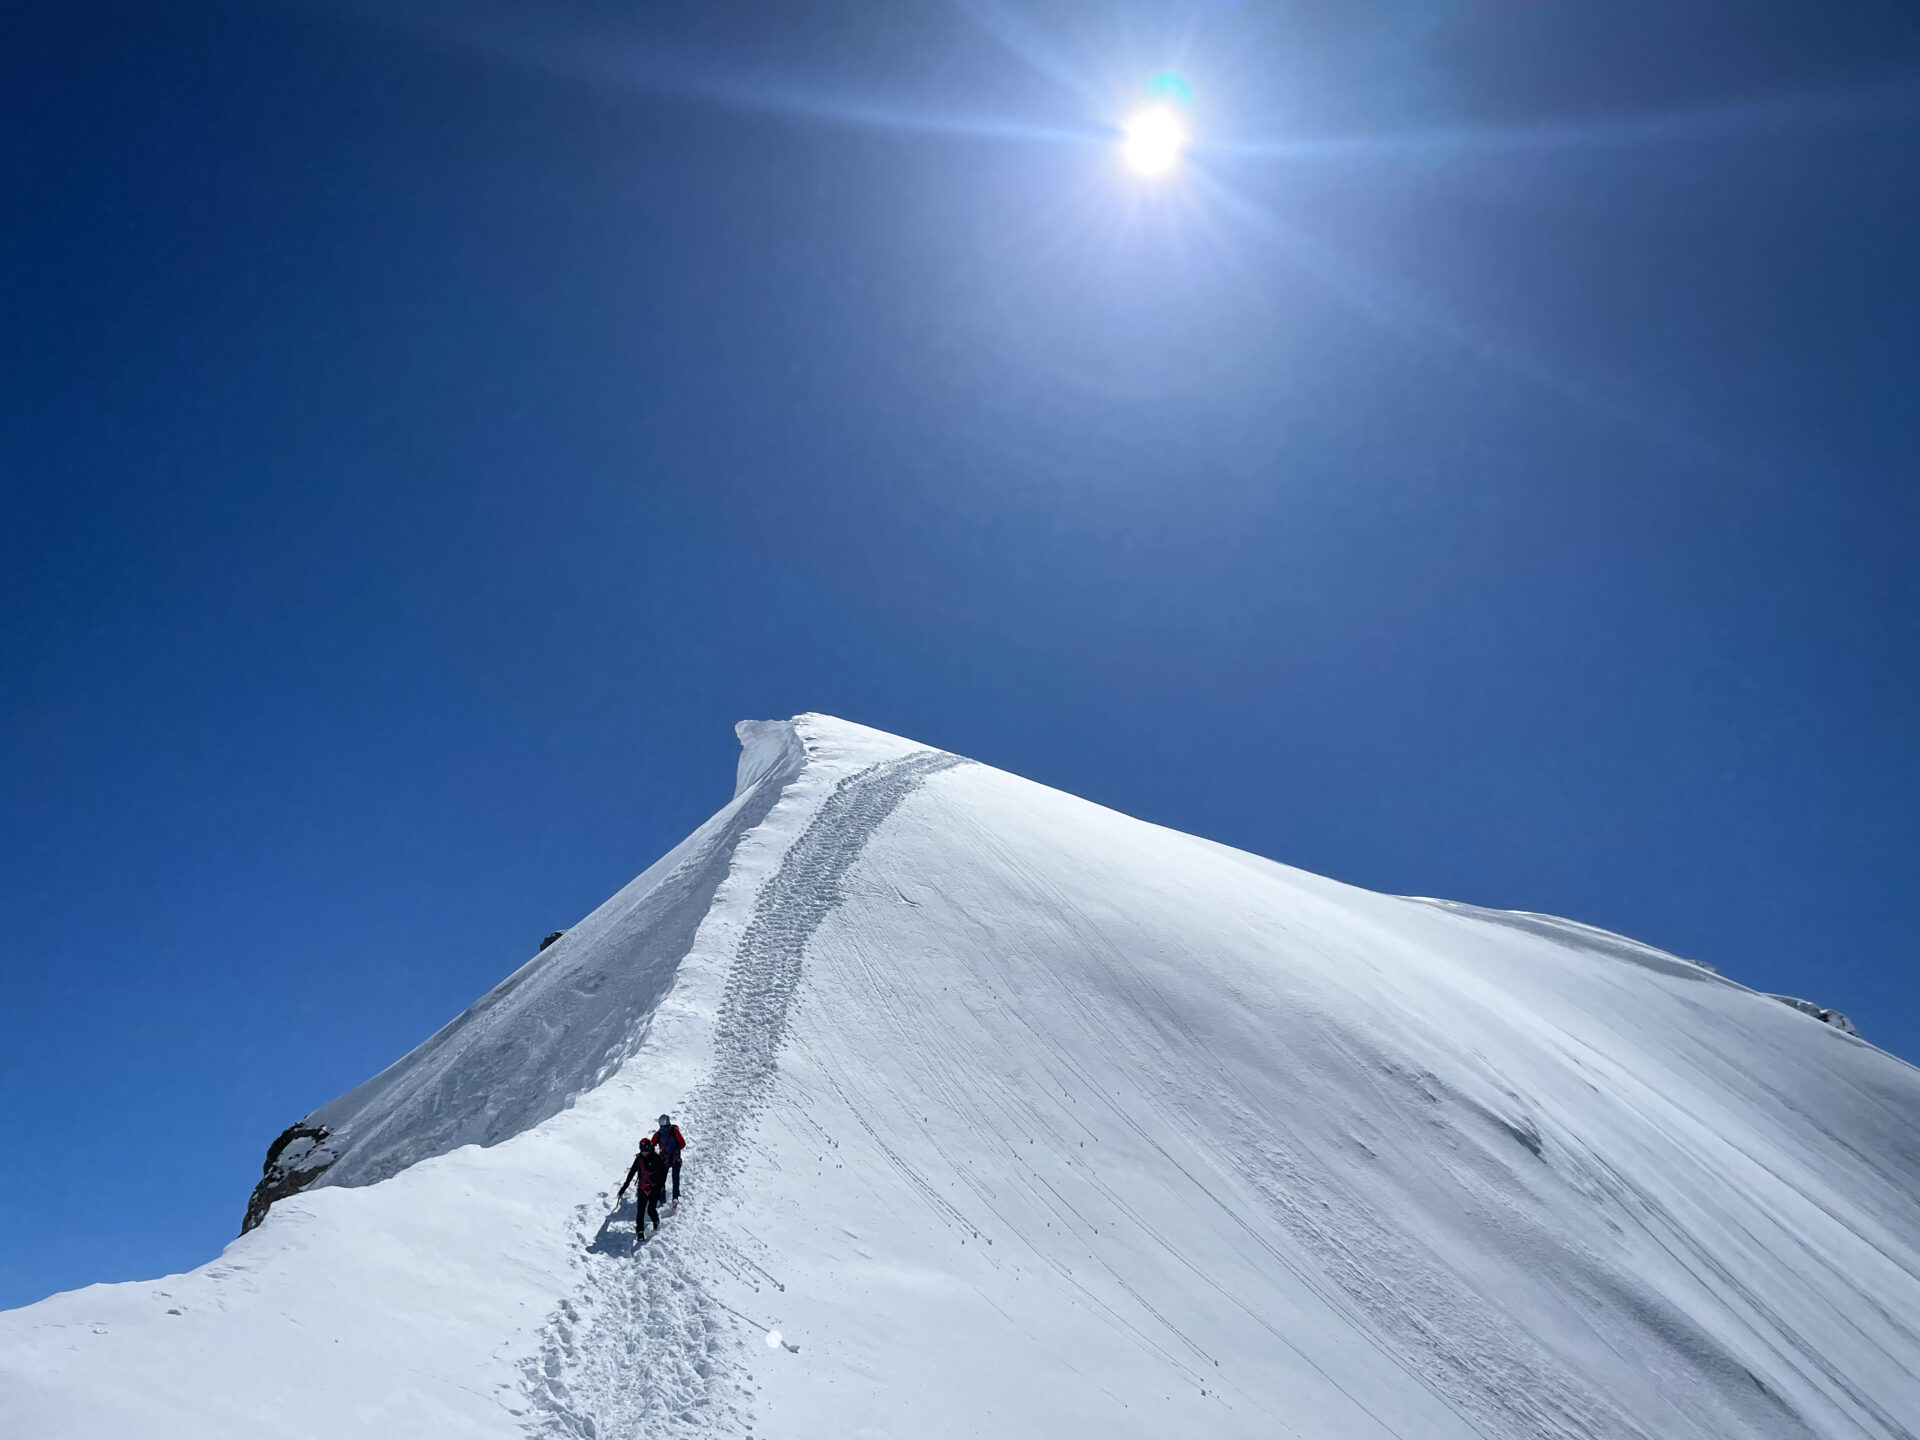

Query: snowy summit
left=3, top=714, right=1916, bottom=1439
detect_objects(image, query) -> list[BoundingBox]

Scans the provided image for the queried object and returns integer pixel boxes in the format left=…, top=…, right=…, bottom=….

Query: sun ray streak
left=1217, top=82, right=1920, bottom=164
left=351, top=0, right=1104, bottom=148
left=1189, top=167, right=1741, bottom=471
left=942, top=0, right=1105, bottom=107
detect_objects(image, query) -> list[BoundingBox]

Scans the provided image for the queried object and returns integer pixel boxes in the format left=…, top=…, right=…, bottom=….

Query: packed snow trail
left=681, top=749, right=969, bottom=1184
left=3, top=715, right=1918, bottom=1440
left=521, top=748, right=967, bottom=1438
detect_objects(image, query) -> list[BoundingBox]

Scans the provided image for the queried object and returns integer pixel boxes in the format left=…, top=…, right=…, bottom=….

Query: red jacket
left=655, top=1124, right=687, bottom=1162
left=622, top=1143, right=663, bottom=1196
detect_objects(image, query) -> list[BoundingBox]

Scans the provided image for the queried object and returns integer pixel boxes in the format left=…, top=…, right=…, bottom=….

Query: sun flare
left=1122, top=105, right=1189, bottom=177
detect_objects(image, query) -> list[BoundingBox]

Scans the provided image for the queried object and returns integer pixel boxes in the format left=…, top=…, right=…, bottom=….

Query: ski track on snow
left=766, top=796, right=1704, bottom=1440
left=520, top=750, right=968, bottom=1439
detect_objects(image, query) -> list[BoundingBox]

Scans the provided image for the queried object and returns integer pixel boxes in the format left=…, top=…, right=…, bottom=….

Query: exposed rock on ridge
left=1768, top=993, right=1862, bottom=1036
left=241, top=1123, right=335, bottom=1233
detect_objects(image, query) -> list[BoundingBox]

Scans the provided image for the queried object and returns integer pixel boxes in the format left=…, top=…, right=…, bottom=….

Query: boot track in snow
left=521, top=749, right=968, bottom=1438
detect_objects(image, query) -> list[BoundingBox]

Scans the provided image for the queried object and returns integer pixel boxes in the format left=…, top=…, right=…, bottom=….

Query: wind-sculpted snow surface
left=5, top=714, right=1919, bottom=1440
left=521, top=748, right=967, bottom=1438
left=242, top=730, right=807, bottom=1220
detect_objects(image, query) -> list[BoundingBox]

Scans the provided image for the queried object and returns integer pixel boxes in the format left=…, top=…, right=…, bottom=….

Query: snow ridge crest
left=242, top=716, right=822, bottom=1231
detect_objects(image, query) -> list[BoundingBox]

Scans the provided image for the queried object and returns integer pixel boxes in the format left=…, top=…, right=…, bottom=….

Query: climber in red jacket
left=653, top=1114, right=687, bottom=1204
left=618, top=1135, right=665, bottom=1241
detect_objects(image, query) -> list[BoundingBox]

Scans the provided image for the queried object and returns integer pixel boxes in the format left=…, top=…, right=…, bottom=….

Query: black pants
left=663, top=1158, right=681, bottom=1200
left=637, top=1187, right=661, bottom=1234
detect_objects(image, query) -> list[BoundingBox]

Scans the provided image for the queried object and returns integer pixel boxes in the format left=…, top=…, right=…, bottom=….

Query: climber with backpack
left=653, top=1113, right=687, bottom=1205
left=617, top=1134, right=665, bottom=1243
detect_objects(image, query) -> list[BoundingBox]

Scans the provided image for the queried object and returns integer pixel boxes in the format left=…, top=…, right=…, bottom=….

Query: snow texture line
left=521, top=749, right=968, bottom=1440
left=685, top=749, right=970, bottom=1186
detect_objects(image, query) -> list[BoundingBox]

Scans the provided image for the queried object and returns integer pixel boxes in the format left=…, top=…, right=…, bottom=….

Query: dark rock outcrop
left=539, top=930, right=566, bottom=951
left=241, top=1122, right=336, bottom=1234
left=1766, top=994, right=1861, bottom=1037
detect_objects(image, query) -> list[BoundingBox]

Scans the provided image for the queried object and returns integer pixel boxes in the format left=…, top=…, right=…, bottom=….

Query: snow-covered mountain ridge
left=4, top=714, right=1916, bottom=1440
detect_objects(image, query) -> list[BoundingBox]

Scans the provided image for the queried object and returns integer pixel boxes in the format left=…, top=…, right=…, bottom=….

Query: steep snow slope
left=4, top=715, right=1917, bottom=1440
left=242, top=719, right=810, bottom=1222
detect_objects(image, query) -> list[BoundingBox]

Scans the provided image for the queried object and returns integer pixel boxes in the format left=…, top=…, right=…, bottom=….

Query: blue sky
left=3, top=0, right=1916, bottom=1310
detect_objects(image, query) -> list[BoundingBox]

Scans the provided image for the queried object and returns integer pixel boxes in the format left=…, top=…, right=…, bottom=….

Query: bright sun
left=1122, top=105, right=1189, bottom=177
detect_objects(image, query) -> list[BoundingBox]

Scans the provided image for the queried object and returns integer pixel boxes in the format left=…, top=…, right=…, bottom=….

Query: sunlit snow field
left=4, top=716, right=1915, bottom=1439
